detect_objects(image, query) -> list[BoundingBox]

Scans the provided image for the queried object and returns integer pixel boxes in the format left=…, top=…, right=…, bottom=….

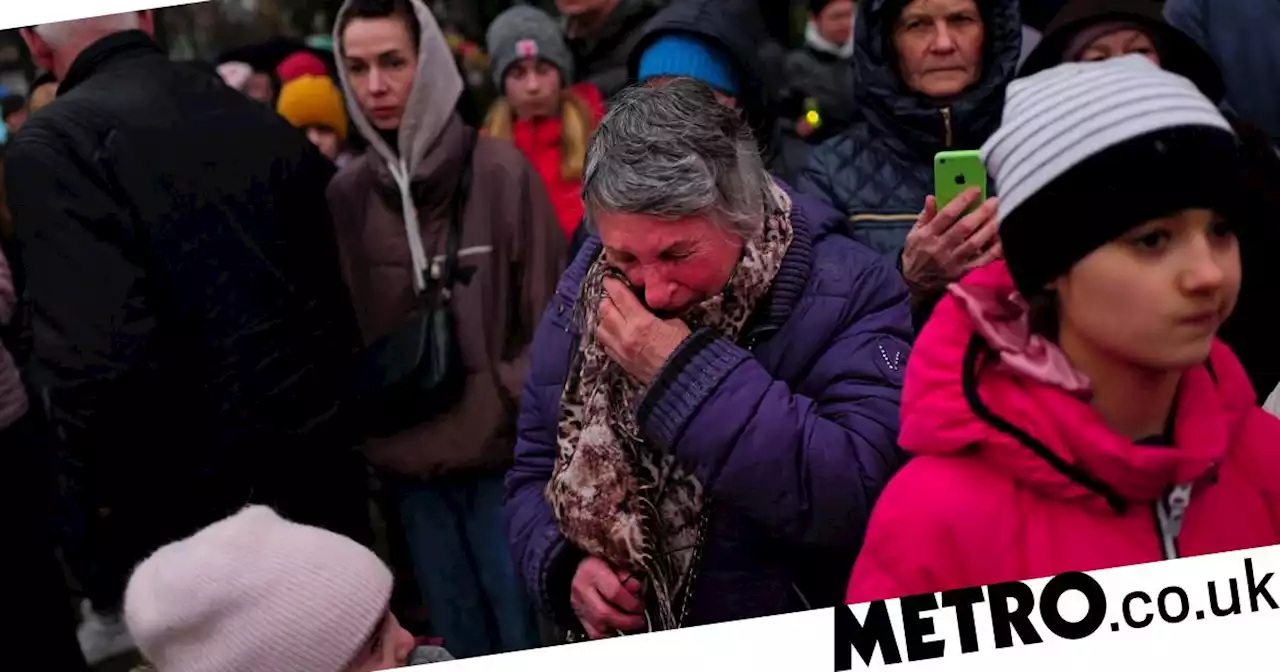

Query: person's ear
left=137, top=10, right=156, bottom=37
left=19, top=28, right=55, bottom=72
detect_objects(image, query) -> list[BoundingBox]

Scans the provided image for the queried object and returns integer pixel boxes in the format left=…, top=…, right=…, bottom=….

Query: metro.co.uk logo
left=836, top=556, right=1277, bottom=669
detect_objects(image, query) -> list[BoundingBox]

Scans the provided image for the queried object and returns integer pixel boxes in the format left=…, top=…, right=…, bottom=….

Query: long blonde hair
left=484, top=91, right=594, bottom=183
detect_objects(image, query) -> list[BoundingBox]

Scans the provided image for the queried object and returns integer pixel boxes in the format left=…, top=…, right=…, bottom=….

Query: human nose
left=1179, top=236, right=1229, bottom=294
left=643, top=278, right=678, bottom=312
left=367, top=68, right=389, bottom=95
left=932, top=23, right=957, bottom=53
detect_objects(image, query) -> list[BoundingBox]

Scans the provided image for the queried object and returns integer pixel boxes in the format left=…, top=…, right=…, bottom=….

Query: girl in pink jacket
left=847, top=57, right=1280, bottom=603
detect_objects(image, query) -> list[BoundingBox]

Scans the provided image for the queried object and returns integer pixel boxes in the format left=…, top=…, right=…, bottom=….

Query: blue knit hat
left=636, top=34, right=739, bottom=97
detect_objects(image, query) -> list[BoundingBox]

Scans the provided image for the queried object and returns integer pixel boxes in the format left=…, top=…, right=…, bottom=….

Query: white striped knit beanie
left=124, top=506, right=393, bottom=672
left=981, top=55, right=1240, bottom=296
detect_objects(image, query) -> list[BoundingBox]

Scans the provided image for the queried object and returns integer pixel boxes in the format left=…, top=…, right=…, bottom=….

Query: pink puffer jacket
left=847, top=261, right=1280, bottom=604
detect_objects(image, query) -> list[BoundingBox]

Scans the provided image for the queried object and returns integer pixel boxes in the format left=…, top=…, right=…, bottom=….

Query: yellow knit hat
left=276, top=75, right=348, bottom=141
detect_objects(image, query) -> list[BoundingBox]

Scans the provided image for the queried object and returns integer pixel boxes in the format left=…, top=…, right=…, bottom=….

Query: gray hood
left=331, top=0, right=465, bottom=293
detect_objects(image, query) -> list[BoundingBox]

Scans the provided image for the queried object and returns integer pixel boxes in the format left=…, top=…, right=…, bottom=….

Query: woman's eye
left=1210, top=219, right=1237, bottom=238
left=1130, top=230, right=1170, bottom=251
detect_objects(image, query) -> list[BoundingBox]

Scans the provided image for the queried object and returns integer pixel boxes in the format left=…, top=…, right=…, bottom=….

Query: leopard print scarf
left=547, top=183, right=794, bottom=631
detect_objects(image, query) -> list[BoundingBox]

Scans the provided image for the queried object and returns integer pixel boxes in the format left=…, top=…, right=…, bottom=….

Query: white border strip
left=0, top=0, right=208, bottom=32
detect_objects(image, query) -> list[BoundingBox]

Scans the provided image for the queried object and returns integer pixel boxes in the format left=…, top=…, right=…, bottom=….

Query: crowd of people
left=2, top=0, right=1278, bottom=670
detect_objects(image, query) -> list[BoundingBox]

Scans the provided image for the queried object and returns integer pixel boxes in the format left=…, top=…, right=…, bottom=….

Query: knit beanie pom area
left=982, top=55, right=1240, bottom=297
left=124, top=506, right=393, bottom=672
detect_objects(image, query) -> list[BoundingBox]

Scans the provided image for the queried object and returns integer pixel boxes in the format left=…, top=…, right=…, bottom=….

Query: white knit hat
left=124, top=506, right=392, bottom=672
left=983, top=54, right=1231, bottom=224
left=980, top=55, right=1240, bottom=295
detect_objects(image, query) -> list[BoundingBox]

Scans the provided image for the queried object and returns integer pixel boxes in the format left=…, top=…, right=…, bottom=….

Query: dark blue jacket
left=504, top=183, right=912, bottom=629
left=1164, top=0, right=1280, bottom=146
left=796, top=0, right=1022, bottom=263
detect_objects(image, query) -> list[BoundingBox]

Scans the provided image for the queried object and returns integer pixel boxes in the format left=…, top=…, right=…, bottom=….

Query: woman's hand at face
left=597, top=276, right=692, bottom=385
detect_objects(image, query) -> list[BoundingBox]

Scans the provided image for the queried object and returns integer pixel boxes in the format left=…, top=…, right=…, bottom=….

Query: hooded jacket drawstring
left=389, top=157, right=429, bottom=294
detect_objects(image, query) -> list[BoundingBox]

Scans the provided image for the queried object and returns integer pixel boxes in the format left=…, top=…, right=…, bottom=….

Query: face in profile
left=1053, top=208, right=1240, bottom=373
left=345, top=611, right=417, bottom=672
left=342, top=16, right=419, bottom=131
left=892, top=0, right=985, bottom=99
left=504, top=58, right=562, bottom=120
left=596, top=211, right=745, bottom=318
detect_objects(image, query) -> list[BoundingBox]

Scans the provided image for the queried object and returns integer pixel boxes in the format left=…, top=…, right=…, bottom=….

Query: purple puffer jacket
left=503, top=183, right=913, bottom=630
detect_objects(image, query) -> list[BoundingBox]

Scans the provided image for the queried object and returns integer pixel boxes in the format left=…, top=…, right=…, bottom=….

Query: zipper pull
left=1156, top=483, right=1193, bottom=559
left=941, top=106, right=954, bottom=148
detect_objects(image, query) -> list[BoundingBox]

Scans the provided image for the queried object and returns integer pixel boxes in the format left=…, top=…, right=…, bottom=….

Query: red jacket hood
left=902, top=261, right=1258, bottom=512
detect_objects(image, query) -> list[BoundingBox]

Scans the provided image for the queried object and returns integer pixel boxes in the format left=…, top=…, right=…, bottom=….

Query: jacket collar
left=59, top=30, right=162, bottom=96
left=369, top=113, right=472, bottom=218
left=758, top=183, right=815, bottom=334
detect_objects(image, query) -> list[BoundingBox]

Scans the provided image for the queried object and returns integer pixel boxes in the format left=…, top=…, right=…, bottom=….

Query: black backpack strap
left=437, top=133, right=477, bottom=300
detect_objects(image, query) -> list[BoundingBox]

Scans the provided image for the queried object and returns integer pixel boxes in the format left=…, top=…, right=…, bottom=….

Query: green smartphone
left=935, top=150, right=988, bottom=215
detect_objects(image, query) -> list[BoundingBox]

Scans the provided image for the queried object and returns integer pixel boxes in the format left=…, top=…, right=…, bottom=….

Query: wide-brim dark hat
left=1019, top=0, right=1225, bottom=103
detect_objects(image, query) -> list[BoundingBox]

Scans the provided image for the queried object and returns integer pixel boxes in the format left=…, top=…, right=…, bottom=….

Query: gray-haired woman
left=504, top=78, right=914, bottom=637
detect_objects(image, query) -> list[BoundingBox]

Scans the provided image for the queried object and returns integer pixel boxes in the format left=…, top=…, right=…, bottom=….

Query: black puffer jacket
left=797, top=0, right=1022, bottom=263
left=4, top=33, right=365, bottom=530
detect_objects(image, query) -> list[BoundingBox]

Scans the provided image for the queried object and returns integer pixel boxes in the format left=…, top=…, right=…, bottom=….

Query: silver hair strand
left=582, top=77, right=772, bottom=238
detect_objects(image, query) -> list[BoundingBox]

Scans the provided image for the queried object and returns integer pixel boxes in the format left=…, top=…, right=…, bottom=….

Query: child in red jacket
left=847, top=57, right=1280, bottom=604
left=483, top=5, right=604, bottom=241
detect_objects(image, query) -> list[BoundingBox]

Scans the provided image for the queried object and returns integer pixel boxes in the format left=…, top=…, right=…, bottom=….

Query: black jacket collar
left=59, top=30, right=163, bottom=96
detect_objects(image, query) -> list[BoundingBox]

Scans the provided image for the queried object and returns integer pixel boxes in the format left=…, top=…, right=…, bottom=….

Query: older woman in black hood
left=797, top=0, right=1023, bottom=331
left=1019, top=0, right=1280, bottom=404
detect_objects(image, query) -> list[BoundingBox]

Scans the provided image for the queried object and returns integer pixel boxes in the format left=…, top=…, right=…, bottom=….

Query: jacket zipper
left=941, top=107, right=954, bottom=148
left=849, top=213, right=918, bottom=223
left=1153, top=483, right=1193, bottom=560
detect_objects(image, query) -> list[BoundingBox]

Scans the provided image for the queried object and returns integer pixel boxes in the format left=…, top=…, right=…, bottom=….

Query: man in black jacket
left=8, top=12, right=372, bottom=663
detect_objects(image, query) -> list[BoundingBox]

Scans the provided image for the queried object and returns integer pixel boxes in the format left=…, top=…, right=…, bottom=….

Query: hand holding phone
left=902, top=189, right=1002, bottom=296
left=934, top=150, right=989, bottom=215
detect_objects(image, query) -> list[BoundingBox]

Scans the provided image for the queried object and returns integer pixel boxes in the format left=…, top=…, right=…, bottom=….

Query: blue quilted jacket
left=796, top=0, right=1023, bottom=263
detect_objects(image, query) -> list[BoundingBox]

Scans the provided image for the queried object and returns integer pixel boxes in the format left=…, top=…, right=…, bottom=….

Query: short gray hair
left=582, top=77, right=771, bottom=238
left=34, top=13, right=140, bottom=49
